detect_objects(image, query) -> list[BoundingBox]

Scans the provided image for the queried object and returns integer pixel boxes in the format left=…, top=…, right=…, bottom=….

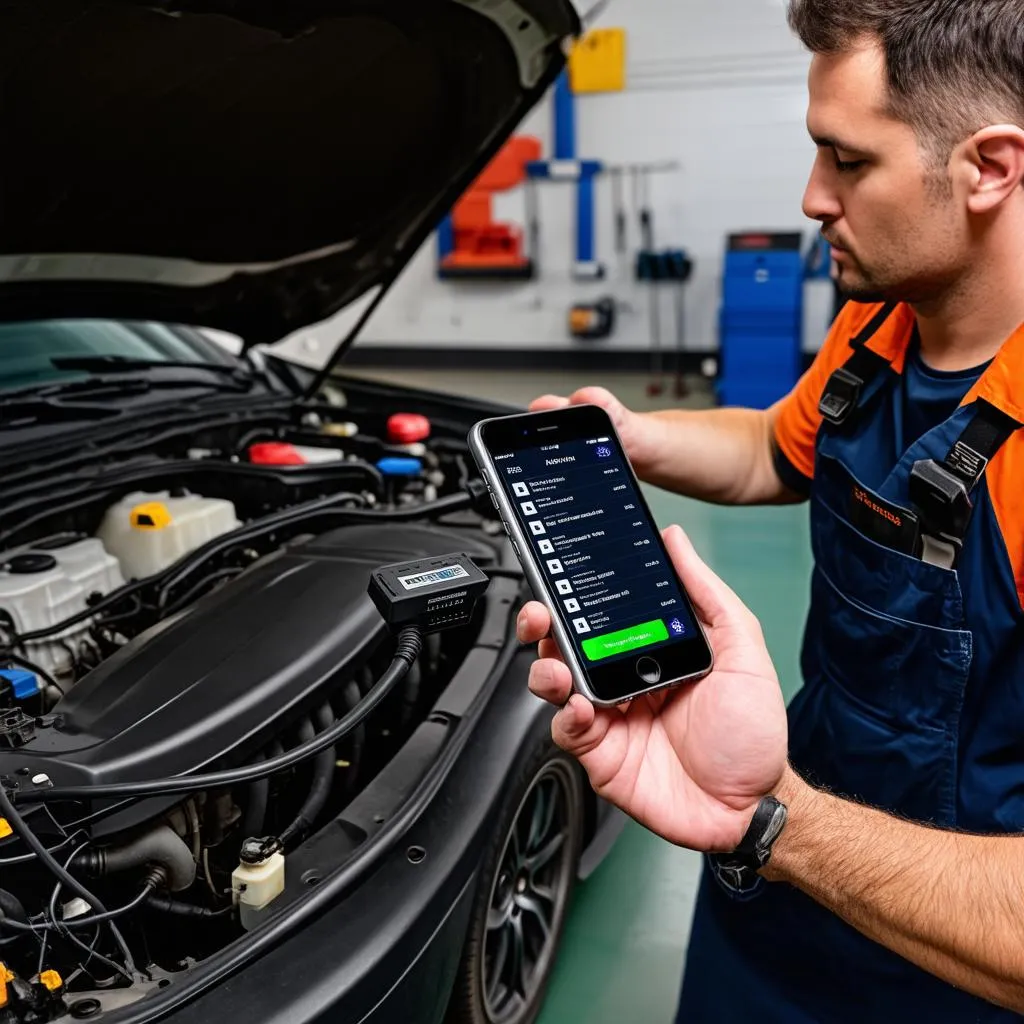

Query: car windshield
left=0, top=319, right=230, bottom=394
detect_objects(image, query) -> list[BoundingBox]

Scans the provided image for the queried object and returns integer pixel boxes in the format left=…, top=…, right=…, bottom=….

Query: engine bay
left=0, top=401, right=511, bottom=1021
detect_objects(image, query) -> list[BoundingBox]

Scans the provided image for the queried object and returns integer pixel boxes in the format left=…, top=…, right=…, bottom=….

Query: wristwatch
left=709, top=795, right=788, bottom=898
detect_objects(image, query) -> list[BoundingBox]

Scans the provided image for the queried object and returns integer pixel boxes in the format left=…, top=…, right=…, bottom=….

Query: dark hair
left=787, top=0, right=1024, bottom=162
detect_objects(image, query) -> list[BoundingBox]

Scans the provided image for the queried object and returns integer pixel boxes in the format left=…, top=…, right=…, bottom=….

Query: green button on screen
left=582, top=619, right=669, bottom=662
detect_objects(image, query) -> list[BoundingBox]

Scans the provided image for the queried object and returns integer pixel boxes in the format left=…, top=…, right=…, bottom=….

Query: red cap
left=387, top=413, right=431, bottom=445
left=248, top=442, right=306, bottom=466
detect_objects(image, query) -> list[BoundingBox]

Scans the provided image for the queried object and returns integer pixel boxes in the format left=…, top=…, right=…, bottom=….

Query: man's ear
left=961, top=125, right=1024, bottom=213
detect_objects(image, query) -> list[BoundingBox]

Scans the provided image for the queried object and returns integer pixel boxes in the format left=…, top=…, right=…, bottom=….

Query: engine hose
left=83, top=825, right=196, bottom=893
left=342, top=681, right=365, bottom=794
left=0, top=786, right=139, bottom=979
left=0, top=890, right=27, bottom=925
left=22, top=628, right=423, bottom=803
left=144, top=895, right=233, bottom=919
left=278, top=705, right=336, bottom=849
left=241, top=755, right=270, bottom=841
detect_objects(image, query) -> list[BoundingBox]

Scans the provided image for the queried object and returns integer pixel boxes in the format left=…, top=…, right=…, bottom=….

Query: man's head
left=788, top=0, right=1024, bottom=304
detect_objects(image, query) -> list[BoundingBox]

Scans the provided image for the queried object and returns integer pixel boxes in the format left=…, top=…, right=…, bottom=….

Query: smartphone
left=469, top=403, right=714, bottom=706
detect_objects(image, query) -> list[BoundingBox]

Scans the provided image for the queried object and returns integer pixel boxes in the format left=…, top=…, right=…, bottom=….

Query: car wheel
left=447, top=737, right=585, bottom=1024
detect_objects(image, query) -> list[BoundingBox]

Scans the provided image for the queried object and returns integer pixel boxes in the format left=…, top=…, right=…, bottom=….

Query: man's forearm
left=640, top=406, right=797, bottom=505
left=765, top=767, right=1024, bottom=1013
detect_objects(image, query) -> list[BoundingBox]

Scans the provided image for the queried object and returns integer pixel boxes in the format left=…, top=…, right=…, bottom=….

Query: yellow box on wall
left=568, top=27, right=626, bottom=94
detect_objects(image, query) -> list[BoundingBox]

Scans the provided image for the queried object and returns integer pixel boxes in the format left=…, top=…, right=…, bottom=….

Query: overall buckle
left=818, top=367, right=863, bottom=426
left=908, top=459, right=974, bottom=568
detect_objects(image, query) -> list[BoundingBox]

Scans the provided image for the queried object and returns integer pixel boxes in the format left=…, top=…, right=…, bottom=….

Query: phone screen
left=481, top=406, right=712, bottom=701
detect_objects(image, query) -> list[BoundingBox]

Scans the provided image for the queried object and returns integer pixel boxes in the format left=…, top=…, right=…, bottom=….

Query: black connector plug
left=368, top=553, right=490, bottom=635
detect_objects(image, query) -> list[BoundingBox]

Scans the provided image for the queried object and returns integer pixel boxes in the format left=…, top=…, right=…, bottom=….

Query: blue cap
left=376, top=457, right=422, bottom=477
left=0, top=668, right=41, bottom=700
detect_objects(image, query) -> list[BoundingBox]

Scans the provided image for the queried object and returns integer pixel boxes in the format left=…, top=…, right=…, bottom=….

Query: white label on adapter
left=397, top=564, right=470, bottom=591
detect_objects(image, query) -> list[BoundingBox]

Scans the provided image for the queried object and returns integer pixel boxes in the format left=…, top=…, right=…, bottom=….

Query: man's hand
left=519, top=524, right=788, bottom=852
left=528, top=386, right=793, bottom=506
left=529, top=387, right=667, bottom=481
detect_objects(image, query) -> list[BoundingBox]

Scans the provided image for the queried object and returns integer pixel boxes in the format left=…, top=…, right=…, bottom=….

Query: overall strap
left=818, top=302, right=900, bottom=426
left=909, top=399, right=1023, bottom=569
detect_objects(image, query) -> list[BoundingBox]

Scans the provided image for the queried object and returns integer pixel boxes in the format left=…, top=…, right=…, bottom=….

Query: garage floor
left=347, top=366, right=813, bottom=1023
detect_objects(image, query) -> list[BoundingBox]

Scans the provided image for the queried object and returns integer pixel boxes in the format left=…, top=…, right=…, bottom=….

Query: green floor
left=347, top=367, right=814, bottom=1023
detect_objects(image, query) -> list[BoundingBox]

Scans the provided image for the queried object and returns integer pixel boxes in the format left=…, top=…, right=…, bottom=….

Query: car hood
left=0, top=0, right=579, bottom=349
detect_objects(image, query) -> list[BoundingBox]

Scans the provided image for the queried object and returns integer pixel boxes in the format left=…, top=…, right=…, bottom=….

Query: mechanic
left=518, top=1, right=1024, bottom=1021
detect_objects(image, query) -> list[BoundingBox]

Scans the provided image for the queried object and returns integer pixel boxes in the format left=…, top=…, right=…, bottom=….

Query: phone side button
left=511, top=540, right=521, bottom=558
left=635, top=657, right=662, bottom=686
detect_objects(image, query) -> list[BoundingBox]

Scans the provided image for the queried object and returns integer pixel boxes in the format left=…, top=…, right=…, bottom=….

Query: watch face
left=708, top=855, right=767, bottom=901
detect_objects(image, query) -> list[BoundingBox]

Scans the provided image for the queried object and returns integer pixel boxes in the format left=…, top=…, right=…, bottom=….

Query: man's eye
left=835, top=156, right=867, bottom=173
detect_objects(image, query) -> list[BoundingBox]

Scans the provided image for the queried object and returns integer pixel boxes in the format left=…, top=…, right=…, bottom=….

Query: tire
left=446, top=735, right=586, bottom=1024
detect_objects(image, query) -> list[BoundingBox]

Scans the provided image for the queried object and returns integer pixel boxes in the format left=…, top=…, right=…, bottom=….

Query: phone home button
left=635, top=656, right=662, bottom=686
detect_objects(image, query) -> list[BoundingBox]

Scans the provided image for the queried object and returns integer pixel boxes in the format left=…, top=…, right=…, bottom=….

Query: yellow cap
left=0, top=963, right=14, bottom=1008
left=0, top=818, right=11, bottom=840
left=129, top=502, right=172, bottom=531
left=39, top=970, right=62, bottom=992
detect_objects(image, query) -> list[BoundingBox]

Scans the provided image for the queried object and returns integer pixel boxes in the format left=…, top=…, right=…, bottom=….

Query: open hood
left=0, top=0, right=579, bottom=347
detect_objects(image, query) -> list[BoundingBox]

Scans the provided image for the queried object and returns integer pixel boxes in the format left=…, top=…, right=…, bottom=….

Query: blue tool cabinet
left=717, top=232, right=805, bottom=409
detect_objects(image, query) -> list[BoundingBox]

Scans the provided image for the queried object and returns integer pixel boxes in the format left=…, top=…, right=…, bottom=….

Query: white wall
left=274, top=0, right=835, bottom=367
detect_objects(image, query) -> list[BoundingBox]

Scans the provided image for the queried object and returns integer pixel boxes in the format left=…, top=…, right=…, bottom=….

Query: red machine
left=438, top=136, right=542, bottom=279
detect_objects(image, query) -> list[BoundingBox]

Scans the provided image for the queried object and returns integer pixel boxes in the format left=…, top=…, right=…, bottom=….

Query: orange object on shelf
left=440, top=135, right=542, bottom=279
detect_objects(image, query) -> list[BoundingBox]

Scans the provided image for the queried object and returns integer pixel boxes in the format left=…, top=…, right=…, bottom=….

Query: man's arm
left=766, top=767, right=1024, bottom=1014
left=637, top=404, right=802, bottom=506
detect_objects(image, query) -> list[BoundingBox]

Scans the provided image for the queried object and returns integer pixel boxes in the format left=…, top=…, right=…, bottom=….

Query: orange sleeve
left=771, top=301, right=885, bottom=484
left=982, top=438, right=1024, bottom=610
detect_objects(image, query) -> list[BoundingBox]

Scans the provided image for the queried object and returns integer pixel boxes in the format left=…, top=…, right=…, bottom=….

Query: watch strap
left=734, top=794, right=788, bottom=865
left=708, top=795, right=788, bottom=899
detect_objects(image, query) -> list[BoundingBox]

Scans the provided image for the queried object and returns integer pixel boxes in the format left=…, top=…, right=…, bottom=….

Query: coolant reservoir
left=96, top=491, right=240, bottom=580
left=0, top=537, right=125, bottom=680
left=232, top=842, right=285, bottom=931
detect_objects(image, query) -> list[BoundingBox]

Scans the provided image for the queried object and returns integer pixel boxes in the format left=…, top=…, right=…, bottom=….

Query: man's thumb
left=662, top=525, right=747, bottom=629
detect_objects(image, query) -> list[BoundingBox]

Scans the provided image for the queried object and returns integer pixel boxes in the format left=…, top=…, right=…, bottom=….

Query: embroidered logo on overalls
left=847, top=483, right=920, bottom=555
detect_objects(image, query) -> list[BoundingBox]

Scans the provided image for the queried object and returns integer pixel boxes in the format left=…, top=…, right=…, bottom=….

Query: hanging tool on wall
left=524, top=175, right=542, bottom=276
left=667, top=249, right=694, bottom=398
left=633, top=160, right=695, bottom=398
left=612, top=167, right=628, bottom=271
left=636, top=248, right=694, bottom=396
left=569, top=296, right=617, bottom=340
left=633, top=167, right=665, bottom=395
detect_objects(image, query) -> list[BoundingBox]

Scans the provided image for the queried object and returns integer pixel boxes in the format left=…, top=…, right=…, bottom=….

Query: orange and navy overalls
left=677, top=300, right=1024, bottom=1022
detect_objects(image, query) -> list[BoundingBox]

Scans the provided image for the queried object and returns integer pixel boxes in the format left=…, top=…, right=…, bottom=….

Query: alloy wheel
left=480, top=760, right=577, bottom=1024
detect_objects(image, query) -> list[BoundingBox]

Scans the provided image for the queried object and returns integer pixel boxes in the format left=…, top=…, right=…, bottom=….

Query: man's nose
left=802, top=153, right=842, bottom=223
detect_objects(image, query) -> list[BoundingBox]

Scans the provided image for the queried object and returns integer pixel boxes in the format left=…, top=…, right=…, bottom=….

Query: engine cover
left=1, top=523, right=497, bottom=832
